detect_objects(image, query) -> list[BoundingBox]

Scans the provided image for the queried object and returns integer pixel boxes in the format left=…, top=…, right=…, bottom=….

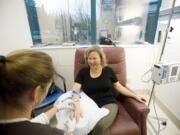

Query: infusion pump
left=151, top=62, right=180, bottom=84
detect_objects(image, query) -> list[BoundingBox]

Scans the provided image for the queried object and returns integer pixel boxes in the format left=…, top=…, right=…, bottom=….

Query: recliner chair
left=74, top=47, right=149, bottom=135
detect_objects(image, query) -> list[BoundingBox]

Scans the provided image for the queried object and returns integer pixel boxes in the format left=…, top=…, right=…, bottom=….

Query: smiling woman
left=71, top=46, right=147, bottom=135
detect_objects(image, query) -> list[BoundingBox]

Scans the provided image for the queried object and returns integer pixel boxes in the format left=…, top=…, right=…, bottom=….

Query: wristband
left=71, top=90, right=81, bottom=98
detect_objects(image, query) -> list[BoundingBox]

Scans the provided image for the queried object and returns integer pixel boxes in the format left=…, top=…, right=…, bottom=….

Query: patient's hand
left=64, top=118, right=76, bottom=135
left=72, top=96, right=83, bottom=122
left=134, top=95, right=146, bottom=104
left=73, top=106, right=83, bottom=122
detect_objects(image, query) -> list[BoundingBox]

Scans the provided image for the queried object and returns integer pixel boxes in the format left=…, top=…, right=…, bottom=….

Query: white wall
left=32, top=47, right=76, bottom=89
left=0, top=0, right=32, bottom=55
left=160, top=0, right=180, bottom=10
left=123, top=45, right=157, bottom=91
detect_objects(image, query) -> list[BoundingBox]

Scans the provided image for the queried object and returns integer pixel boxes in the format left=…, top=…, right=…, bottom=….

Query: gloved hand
left=55, top=99, right=75, bottom=111
left=64, top=118, right=76, bottom=133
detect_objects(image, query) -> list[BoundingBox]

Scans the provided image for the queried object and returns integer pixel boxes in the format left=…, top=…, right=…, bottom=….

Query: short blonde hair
left=84, top=46, right=107, bottom=67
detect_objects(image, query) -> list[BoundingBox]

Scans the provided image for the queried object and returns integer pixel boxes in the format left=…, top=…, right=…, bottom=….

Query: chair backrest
left=74, top=47, right=127, bottom=97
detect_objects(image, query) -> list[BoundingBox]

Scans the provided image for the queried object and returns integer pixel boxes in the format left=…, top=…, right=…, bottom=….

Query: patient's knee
left=94, top=122, right=106, bottom=131
left=92, top=122, right=109, bottom=135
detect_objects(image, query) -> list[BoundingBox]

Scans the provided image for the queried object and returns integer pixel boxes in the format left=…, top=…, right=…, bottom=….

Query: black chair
left=99, top=36, right=116, bottom=46
left=34, top=73, right=66, bottom=110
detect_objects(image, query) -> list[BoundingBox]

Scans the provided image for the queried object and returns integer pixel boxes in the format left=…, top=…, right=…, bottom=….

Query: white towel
left=31, top=113, right=49, bottom=124
left=55, top=91, right=109, bottom=135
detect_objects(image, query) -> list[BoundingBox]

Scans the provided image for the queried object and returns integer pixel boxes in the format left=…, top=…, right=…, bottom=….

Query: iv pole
left=148, top=0, right=176, bottom=107
left=147, top=0, right=176, bottom=134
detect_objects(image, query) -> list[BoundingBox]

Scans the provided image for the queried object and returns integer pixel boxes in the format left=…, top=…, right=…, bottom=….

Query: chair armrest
left=121, top=97, right=150, bottom=135
left=57, top=73, right=67, bottom=92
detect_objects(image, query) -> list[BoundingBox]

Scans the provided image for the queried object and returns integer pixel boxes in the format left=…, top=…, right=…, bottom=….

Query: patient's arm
left=71, top=82, right=83, bottom=122
left=71, top=82, right=81, bottom=92
left=65, top=117, right=76, bottom=135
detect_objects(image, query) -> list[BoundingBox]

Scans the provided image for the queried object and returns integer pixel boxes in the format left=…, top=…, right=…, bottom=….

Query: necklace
left=90, top=67, right=102, bottom=78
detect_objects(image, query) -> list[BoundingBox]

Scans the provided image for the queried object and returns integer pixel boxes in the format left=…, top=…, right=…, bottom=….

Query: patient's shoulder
left=79, top=67, right=89, bottom=74
left=103, top=66, right=114, bottom=72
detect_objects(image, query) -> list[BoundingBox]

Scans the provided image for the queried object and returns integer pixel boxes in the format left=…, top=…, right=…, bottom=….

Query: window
left=25, top=0, right=162, bottom=46
left=25, top=0, right=91, bottom=45
left=96, top=0, right=148, bottom=44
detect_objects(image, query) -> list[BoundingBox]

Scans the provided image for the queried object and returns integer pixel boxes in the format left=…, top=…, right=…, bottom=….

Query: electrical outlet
left=161, top=121, right=167, bottom=126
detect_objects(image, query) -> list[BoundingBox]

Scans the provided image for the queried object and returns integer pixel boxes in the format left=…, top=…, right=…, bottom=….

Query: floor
left=143, top=94, right=180, bottom=135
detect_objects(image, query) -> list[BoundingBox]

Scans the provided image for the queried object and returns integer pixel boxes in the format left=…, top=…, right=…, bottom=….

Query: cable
left=141, top=68, right=153, bottom=83
left=149, top=88, right=168, bottom=135
left=160, top=123, right=167, bottom=132
left=152, top=90, right=161, bottom=135
left=148, top=115, right=167, bottom=121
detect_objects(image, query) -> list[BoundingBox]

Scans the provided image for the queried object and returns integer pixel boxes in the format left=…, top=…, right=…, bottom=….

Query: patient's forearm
left=71, top=83, right=81, bottom=92
left=72, top=95, right=82, bottom=122
left=72, top=96, right=80, bottom=109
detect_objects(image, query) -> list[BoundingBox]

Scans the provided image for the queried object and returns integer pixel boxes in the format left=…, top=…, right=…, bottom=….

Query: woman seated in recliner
left=71, top=46, right=146, bottom=135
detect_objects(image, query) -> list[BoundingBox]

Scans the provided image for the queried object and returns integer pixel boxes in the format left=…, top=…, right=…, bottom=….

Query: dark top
left=0, top=121, right=64, bottom=135
left=75, top=66, right=118, bottom=107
